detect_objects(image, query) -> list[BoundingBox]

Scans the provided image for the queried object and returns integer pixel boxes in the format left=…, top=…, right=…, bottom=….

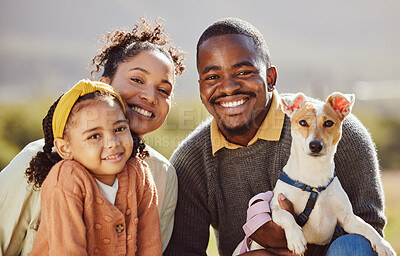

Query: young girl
left=27, top=79, right=161, bottom=255
left=0, top=17, right=184, bottom=255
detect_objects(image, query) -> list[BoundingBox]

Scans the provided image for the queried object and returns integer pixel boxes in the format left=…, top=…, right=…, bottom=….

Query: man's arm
left=250, top=194, right=292, bottom=248
left=335, top=115, right=386, bottom=234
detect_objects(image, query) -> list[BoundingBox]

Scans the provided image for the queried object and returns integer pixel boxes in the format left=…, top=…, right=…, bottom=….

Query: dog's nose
left=309, top=141, right=323, bottom=153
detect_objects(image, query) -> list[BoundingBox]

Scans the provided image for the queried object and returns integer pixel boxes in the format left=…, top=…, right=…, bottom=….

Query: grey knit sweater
left=164, top=113, right=386, bottom=256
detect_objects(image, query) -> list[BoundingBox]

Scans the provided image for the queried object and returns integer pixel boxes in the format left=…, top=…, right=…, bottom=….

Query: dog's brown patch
left=291, top=102, right=316, bottom=140
left=291, top=102, right=343, bottom=146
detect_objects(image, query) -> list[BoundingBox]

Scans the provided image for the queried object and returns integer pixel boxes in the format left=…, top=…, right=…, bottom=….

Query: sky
left=1, top=0, right=400, bottom=104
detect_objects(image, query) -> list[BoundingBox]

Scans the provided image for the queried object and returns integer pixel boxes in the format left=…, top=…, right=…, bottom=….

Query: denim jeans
left=326, top=234, right=378, bottom=256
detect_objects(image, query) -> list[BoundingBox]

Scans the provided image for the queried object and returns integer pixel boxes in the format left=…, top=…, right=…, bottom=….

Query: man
left=164, top=18, right=386, bottom=256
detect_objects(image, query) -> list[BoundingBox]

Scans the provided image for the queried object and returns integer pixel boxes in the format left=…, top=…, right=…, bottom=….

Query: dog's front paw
left=285, top=226, right=307, bottom=255
left=373, top=239, right=397, bottom=256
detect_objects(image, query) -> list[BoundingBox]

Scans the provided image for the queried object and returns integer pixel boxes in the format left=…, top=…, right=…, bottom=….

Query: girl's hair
left=26, top=91, right=148, bottom=189
left=90, top=17, right=185, bottom=81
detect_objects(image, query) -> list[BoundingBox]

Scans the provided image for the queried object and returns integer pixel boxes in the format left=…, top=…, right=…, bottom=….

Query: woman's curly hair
left=90, top=17, right=185, bottom=80
left=26, top=92, right=148, bottom=189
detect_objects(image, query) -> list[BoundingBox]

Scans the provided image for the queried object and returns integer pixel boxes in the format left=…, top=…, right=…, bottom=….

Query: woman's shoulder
left=1, top=139, right=44, bottom=175
left=144, top=145, right=176, bottom=175
left=145, top=145, right=171, bottom=166
left=0, top=139, right=45, bottom=192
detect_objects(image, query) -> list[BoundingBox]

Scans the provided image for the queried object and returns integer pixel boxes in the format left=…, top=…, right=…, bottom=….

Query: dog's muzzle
left=309, top=141, right=323, bottom=154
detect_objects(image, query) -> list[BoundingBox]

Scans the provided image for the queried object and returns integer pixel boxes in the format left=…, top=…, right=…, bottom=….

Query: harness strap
left=297, top=190, right=318, bottom=227
left=278, top=172, right=335, bottom=227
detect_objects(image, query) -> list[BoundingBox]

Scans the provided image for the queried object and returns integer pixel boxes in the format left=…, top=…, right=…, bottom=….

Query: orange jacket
left=30, top=158, right=161, bottom=256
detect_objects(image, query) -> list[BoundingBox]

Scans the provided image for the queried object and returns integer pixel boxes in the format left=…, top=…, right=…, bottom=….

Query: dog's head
left=281, top=92, right=355, bottom=157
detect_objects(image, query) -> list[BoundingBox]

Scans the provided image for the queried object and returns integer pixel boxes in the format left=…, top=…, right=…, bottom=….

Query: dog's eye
left=299, top=120, right=308, bottom=127
left=324, top=120, right=334, bottom=127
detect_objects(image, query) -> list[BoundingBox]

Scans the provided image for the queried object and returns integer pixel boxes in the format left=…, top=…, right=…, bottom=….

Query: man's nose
left=218, top=77, right=240, bottom=95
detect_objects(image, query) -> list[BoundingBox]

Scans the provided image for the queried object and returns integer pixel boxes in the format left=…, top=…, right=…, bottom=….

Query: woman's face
left=102, top=50, right=175, bottom=136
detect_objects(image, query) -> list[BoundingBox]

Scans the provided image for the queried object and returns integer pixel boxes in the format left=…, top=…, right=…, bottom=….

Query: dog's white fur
left=234, top=92, right=396, bottom=256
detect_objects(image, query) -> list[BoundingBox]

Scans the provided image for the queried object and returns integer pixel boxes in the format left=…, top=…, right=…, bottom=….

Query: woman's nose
left=139, top=86, right=157, bottom=104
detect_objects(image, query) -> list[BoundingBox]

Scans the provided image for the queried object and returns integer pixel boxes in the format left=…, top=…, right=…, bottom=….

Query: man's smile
left=219, top=99, right=246, bottom=108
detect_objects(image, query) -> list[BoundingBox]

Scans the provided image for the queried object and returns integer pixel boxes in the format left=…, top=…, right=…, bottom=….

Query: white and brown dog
left=235, top=92, right=396, bottom=256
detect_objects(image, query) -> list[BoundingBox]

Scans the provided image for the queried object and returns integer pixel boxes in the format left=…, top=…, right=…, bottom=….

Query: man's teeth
left=220, top=99, right=245, bottom=108
left=133, top=107, right=152, bottom=117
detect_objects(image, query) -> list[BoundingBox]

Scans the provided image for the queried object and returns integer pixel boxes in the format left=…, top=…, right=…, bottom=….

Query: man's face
left=197, top=34, right=268, bottom=136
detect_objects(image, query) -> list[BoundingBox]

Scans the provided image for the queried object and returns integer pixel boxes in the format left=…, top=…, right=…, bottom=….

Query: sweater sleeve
left=135, top=160, right=162, bottom=256
left=30, top=161, right=88, bottom=256
left=164, top=127, right=212, bottom=256
left=42, top=187, right=87, bottom=255
left=335, top=114, right=386, bottom=235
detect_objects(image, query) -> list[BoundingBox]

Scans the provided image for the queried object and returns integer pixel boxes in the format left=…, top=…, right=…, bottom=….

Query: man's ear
left=280, top=93, right=306, bottom=118
left=53, top=138, right=72, bottom=159
left=99, top=77, right=111, bottom=84
left=267, top=66, right=278, bottom=87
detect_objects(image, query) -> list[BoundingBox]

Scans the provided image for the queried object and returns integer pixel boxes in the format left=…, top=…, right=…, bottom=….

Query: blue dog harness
left=278, top=171, right=335, bottom=227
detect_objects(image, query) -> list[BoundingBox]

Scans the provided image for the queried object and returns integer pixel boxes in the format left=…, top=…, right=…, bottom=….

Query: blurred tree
left=0, top=100, right=49, bottom=170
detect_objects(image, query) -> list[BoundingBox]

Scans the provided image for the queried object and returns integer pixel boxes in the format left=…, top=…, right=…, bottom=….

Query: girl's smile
left=63, top=99, right=133, bottom=186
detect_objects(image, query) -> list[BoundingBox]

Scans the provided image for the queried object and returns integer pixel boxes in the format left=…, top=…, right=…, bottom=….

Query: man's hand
left=249, top=193, right=295, bottom=248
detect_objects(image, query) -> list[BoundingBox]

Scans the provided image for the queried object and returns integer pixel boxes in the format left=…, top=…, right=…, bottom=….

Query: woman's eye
left=88, top=134, right=100, bottom=140
left=299, top=120, right=308, bottom=127
left=158, top=88, right=171, bottom=96
left=324, top=120, right=334, bottom=127
left=131, top=78, right=143, bottom=84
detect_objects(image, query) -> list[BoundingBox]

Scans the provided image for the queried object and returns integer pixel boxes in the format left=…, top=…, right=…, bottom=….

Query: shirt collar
left=211, top=90, right=285, bottom=155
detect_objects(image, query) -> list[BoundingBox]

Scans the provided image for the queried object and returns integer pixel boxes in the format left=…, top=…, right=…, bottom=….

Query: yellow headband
left=52, top=79, right=125, bottom=139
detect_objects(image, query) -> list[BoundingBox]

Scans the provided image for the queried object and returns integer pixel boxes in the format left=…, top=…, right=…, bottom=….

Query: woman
left=0, top=17, right=185, bottom=256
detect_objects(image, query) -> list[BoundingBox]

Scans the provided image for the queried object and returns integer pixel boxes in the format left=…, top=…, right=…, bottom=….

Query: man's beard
left=219, top=115, right=255, bottom=137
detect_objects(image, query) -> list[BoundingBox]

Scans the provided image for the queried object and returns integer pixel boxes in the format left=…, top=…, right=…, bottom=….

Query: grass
left=206, top=170, right=400, bottom=255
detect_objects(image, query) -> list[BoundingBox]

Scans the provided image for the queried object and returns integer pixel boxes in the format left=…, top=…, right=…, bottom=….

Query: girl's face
left=65, top=99, right=133, bottom=186
left=103, top=50, right=175, bottom=137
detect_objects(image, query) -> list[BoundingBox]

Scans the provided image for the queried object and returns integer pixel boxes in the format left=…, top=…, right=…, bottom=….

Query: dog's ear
left=326, top=92, right=355, bottom=120
left=280, top=93, right=306, bottom=117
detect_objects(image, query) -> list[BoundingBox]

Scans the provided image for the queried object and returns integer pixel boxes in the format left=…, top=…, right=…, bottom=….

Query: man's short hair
left=196, top=17, right=271, bottom=67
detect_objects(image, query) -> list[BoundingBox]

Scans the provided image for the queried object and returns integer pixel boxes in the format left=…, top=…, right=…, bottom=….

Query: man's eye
left=324, top=120, right=334, bottom=127
left=299, top=120, right=308, bottom=127
left=238, top=70, right=252, bottom=76
left=205, top=75, right=219, bottom=80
